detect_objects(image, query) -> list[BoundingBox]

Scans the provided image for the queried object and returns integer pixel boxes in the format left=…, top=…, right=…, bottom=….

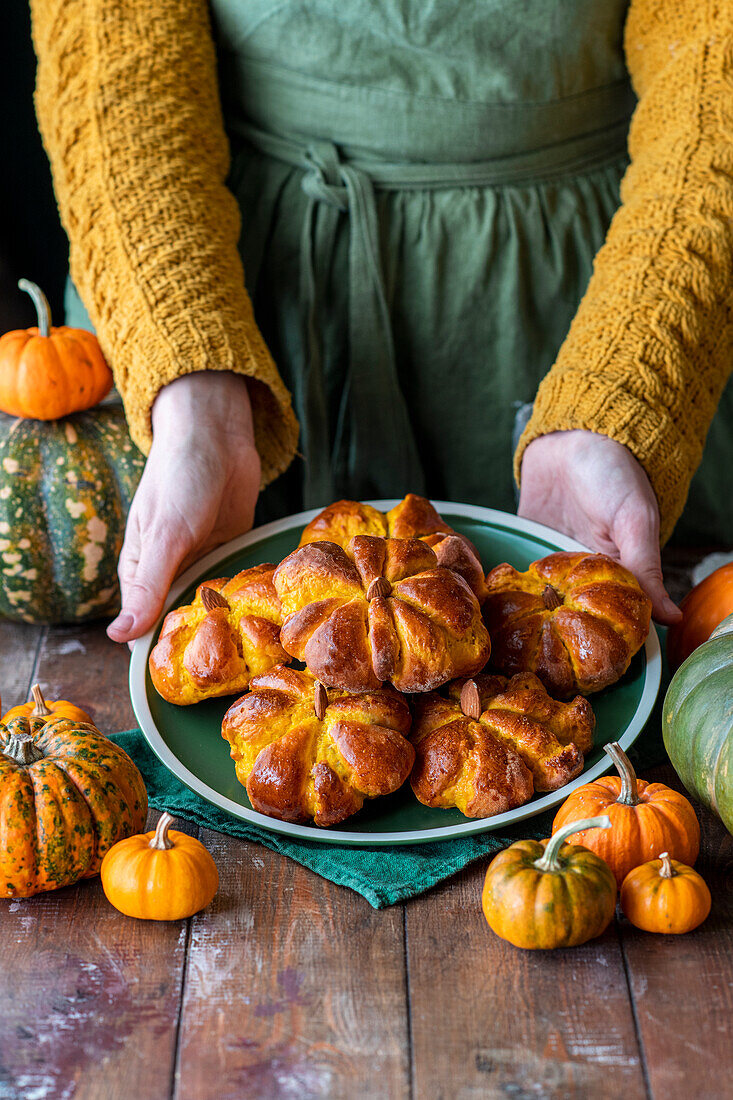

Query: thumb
left=614, top=515, right=682, bottom=627
left=108, top=528, right=188, bottom=643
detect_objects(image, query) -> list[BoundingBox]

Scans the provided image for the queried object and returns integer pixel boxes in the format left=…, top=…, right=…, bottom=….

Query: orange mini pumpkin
left=552, top=742, right=700, bottom=886
left=101, top=812, right=219, bottom=920
left=2, top=683, right=93, bottom=726
left=666, top=561, right=733, bottom=671
left=620, top=852, right=711, bottom=934
left=0, top=279, right=113, bottom=420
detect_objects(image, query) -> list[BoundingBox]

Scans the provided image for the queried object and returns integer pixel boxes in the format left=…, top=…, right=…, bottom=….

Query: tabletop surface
left=1, top=547, right=731, bottom=1100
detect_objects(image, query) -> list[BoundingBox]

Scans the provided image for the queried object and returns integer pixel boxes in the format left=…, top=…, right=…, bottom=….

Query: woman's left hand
left=518, top=429, right=683, bottom=625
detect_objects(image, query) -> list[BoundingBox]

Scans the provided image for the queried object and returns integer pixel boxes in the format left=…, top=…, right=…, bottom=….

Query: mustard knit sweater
left=30, top=0, right=733, bottom=538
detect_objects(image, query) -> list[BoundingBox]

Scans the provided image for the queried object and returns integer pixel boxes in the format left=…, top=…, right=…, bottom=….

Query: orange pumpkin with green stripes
left=0, top=715, right=148, bottom=897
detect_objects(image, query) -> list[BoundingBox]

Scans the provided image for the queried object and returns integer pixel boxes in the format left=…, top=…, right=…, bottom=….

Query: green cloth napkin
left=111, top=683, right=668, bottom=909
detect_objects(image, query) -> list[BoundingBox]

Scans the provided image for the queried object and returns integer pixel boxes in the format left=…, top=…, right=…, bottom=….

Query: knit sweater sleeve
left=514, top=0, right=733, bottom=543
left=29, top=0, right=299, bottom=482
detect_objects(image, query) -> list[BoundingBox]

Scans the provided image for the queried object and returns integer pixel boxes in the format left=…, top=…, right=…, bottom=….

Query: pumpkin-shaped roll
left=298, top=493, right=487, bottom=601
left=274, top=535, right=491, bottom=693
left=0, top=715, right=148, bottom=897
left=221, top=666, right=415, bottom=826
left=484, top=552, right=652, bottom=697
left=410, top=673, right=593, bottom=817
left=149, top=564, right=288, bottom=705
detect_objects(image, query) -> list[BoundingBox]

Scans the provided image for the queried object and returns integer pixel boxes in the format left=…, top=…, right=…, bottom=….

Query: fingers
left=108, top=526, right=191, bottom=643
left=107, top=520, right=141, bottom=642
left=613, top=510, right=682, bottom=627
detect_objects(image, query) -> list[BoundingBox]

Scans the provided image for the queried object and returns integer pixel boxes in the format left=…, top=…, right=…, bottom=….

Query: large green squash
left=663, top=613, right=733, bottom=835
left=0, top=401, right=144, bottom=623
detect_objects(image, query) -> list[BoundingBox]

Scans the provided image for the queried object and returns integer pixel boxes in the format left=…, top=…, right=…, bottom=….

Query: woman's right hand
left=107, top=371, right=261, bottom=644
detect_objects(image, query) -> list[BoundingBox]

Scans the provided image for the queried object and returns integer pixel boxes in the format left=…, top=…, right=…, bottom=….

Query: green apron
left=65, top=0, right=733, bottom=545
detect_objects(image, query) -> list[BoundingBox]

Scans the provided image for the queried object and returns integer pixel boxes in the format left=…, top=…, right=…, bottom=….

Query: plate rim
left=129, top=501, right=662, bottom=847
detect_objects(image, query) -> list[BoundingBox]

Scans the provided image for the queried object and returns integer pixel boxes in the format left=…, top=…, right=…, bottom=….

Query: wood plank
left=0, top=831, right=189, bottom=1100
left=174, top=836, right=411, bottom=1100
left=32, top=622, right=136, bottom=733
left=0, top=626, right=189, bottom=1100
left=620, top=763, right=733, bottom=1100
left=0, top=619, right=44, bottom=712
left=406, top=861, right=648, bottom=1100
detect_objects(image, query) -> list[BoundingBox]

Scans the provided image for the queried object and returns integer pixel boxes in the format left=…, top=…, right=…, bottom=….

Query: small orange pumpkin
left=101, top=811, right=219, bottom=920
left=620, top=852, right=711, bottom=934
left=482, top=815, right=617, bottom=950
left=552, top=742, right=700, bottom=886
left=0, top=279, right=113, bottom=420
left=667, top=562, right=733, bottom=671
left=2, top=683, right=93, bottom=726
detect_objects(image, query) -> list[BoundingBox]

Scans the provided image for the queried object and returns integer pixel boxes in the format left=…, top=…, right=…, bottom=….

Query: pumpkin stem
left=149, top=811, right=175, bottom=850
left=605, top=742, right=640, bottom=806
left=2, top=732, right=44, bottom=765
left=30, top=684, right=52, bottom=718
left=534, top=815, right=612, bottom=873
left=18, top=279, right=51, bottom=338
left=658, top=852, right=677, bottom=879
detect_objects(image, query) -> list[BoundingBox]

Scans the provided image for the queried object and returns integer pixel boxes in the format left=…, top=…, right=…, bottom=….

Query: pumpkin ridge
left=51, top=756, right=138, bottom=873
left=29, top=758, right=94, bottom=890
left=38, top=423, right=76, bottom=617
left=80, top=408, right=128, bottom=504
left=0, top=767, right=37, bottom=894
left=675, top=679, right=728, bottom=806
left=712, top=731, right=733, bottom=823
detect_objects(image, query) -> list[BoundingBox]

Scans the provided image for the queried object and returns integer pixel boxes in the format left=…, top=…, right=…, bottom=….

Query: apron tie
left=247, top=129, right=427, bottom=506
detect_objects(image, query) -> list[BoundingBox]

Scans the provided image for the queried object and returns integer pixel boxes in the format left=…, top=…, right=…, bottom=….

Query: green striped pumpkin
left=663, top=613, right=733, bottom=836
left=0, top=402, right=143, bottom=623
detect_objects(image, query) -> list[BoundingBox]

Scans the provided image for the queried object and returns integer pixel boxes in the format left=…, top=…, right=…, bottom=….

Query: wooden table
left=1, top=549, right=731, bottom=1100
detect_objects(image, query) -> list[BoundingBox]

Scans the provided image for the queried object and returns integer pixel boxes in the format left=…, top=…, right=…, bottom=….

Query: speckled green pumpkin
left=0, top=402, right=143, bottom=623
left=663, top=613, right=733, bottom=836
left=0, top=714, right=148, bottom=898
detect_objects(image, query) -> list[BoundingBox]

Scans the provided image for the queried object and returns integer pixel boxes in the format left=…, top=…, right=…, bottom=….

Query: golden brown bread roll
left=274, top=535, right=491, bottom=693
left=299, top=493, right=488, bottom=601
left=221, top=666, right=414, bottom=826
left=410, top=672, right=593, bottom=817
left=149, top=564, right=287, bottom=705
left=484, top=552, right=652, bottom=697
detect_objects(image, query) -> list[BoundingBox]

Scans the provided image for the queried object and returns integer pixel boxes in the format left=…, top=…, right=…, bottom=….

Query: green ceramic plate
left=129, top=501, right=661, bottom=847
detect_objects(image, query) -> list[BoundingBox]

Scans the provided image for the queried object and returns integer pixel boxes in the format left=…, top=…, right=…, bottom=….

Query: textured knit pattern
left=30, top=1, right=733, bottom=532
left=29, top=0, right=299, bottom=482
left=516, top=0, right=733, bottom=542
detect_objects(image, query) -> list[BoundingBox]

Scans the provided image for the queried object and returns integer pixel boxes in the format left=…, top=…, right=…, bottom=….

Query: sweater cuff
left=115, top=311, right=299, bottom=490
left=514, top=371, right=695, bottom=545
